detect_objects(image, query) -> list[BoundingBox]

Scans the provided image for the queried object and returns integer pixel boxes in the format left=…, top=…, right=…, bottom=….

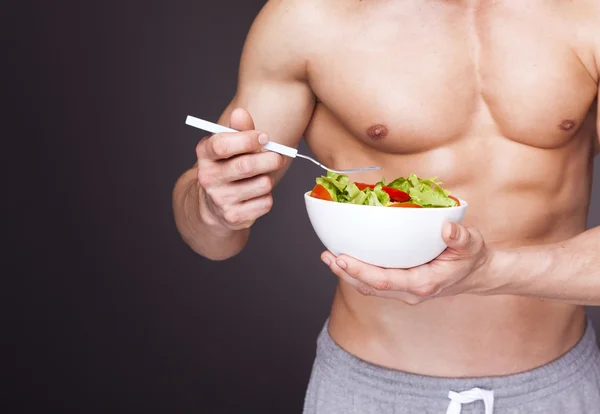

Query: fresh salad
left=309, top=171, right=460, bottom=208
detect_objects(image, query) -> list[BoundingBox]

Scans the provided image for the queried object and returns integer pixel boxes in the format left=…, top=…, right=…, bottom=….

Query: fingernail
left=450, top=223, right=458, bottom=239
left=336, top=259, right=347, bottom=269
left=258, top=133, right=269, bottom=145
left=322, top=258, right=330, bottom=266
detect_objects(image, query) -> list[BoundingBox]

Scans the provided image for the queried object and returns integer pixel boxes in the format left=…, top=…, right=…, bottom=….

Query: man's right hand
left=195, top=108, right=285, bottom=231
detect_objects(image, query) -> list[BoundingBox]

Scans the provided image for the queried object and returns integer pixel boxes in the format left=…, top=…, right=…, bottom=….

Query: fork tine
left=326, top=166, right=382, bottom=174
left=295, top=153, right=381, bottom=174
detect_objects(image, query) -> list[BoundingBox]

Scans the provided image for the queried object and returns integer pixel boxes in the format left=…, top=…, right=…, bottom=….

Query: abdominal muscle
left=328, top=287, right=586, bottom=377
left=304, top=108, right=594, bottom=378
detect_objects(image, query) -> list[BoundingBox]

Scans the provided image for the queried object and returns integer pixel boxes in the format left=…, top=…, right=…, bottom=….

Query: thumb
left=442, top=222, right=472, bottom=252
left=229, top=107, right=255, bottom=131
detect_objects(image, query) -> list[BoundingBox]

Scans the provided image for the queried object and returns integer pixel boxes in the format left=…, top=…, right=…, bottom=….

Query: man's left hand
left=321, top=222, right=496, bottom=304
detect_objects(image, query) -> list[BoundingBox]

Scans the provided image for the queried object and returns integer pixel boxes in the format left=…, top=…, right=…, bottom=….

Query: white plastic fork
left=185, top=115, right=382, bottom=175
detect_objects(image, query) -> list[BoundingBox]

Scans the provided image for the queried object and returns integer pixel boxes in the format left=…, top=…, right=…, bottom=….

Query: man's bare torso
left=228, top=0, right=600, bottom=377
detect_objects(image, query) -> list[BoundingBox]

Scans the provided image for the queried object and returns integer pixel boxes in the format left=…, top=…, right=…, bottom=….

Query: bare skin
left=173, top=0, right=600, bottom=378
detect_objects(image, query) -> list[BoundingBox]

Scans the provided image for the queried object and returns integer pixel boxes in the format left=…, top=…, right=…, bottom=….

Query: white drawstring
left=446, top=387, right=494, bottom=414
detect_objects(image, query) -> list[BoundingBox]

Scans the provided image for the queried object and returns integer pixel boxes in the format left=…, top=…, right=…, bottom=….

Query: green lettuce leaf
left=318, top=171, right=349, bottom=192
left=340, top=182, right=361, bottom=202
left=408, top=187, right=456, bottom=207
left=363, top=189, right=384, bottom=206
left=405, top=173, right=456, bottom=207
left=373, top=184, right=390, bottom=205
left=315, top=171, right=351, bottom=202
left=312, top=171, right=457, bottom=208
left=375, top=177, right=388, bottom=187
left=315, top=177, right=341, bottom=201
left=387, top=177, right=411, bottom=193
left=348, top=191, right=368, bottom=205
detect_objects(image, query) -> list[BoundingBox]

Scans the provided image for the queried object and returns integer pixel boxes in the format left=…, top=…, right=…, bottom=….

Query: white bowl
left=304, top=191, right=468, bottom=268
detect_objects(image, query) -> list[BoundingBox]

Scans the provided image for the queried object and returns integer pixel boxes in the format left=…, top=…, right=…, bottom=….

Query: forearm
left=488, top=226, right=600, bottom=305
left=172, top=169, right=249, bottom=260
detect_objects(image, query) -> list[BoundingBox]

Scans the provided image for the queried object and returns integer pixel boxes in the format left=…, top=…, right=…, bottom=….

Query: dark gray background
left=5, top=1, right=600, bottom=412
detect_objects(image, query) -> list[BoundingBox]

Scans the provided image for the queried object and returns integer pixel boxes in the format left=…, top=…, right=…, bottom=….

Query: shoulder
left=573, top=0, right=600, bottom=82
left=241, top=0, right=327, bottom=72
left=247, top=0, right=324, bottom=48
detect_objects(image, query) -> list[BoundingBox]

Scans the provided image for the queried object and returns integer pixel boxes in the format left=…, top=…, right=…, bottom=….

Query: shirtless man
left=173, top=0, right=600, bottom=412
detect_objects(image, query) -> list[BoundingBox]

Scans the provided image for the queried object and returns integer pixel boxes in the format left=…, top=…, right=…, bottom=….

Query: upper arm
left=595, top=95, right=600, bottom=154
left=594, top=4, right=600, bottom=151
left=579, top=0, right=600, bottom=152
left=596, top=90, right=599, bottom=151
left=217, top=0, right=317, bottom=182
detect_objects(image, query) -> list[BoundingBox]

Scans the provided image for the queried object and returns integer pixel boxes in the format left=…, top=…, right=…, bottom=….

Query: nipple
left=558, top=119, right=575, bottom=131
left=366, top=124, right=389, bottom=140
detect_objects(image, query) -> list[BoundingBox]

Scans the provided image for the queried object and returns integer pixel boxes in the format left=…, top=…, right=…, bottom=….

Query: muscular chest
left=307, top=1, right=598, bottom=153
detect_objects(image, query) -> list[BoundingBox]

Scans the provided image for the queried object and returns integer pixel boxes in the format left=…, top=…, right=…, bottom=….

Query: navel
left=558, top=119, right=575, bottom=131
left=366, top=124, right=389, bottom=140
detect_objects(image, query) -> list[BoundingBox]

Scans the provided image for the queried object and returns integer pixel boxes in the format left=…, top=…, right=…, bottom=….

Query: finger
left=321, top=252, right=424, bottom=303
left=203, top=174, right=273, bottom=208
left=321, top=251, right=374, bottom=294
left=220, top=151, right=284, bottom=182
left=229, top=174, right=274, bottom=202
left=220, top=194, right=273, bottom=228
left=334, top=254, right=414, bottom=292
left=334, top=255, right=393, bottom=290
left=336, top=254, right=441, bottom=297
left=442, top=222, right=473, bottom=252
left=229, top=108, right=270, bottom=155
left=203, top=130, right=269, bottom=161
left=229, top=107, right=255, bottom=131
left=209, top=175, right=273, bottom=206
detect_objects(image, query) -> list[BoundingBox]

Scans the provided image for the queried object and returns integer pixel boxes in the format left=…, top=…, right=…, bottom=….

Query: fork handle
left=185, top=115, right=298, bottom=158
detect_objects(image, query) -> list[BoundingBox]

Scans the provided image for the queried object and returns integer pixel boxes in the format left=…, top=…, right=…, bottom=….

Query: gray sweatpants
left=303, top=318, right=600, bottom=413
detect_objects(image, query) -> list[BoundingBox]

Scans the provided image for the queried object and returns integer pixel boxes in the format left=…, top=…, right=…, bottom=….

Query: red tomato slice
left=310, top=184, right=333, bottom=201
left=354, top=182, right=374, bottom=191
left=384, top=187, right=410, bottom=202
left=389, top=202, right=422, bottom=208
left=354, top=182, right=410, bottom=202
left=448, top=195, right=461, bottom=206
